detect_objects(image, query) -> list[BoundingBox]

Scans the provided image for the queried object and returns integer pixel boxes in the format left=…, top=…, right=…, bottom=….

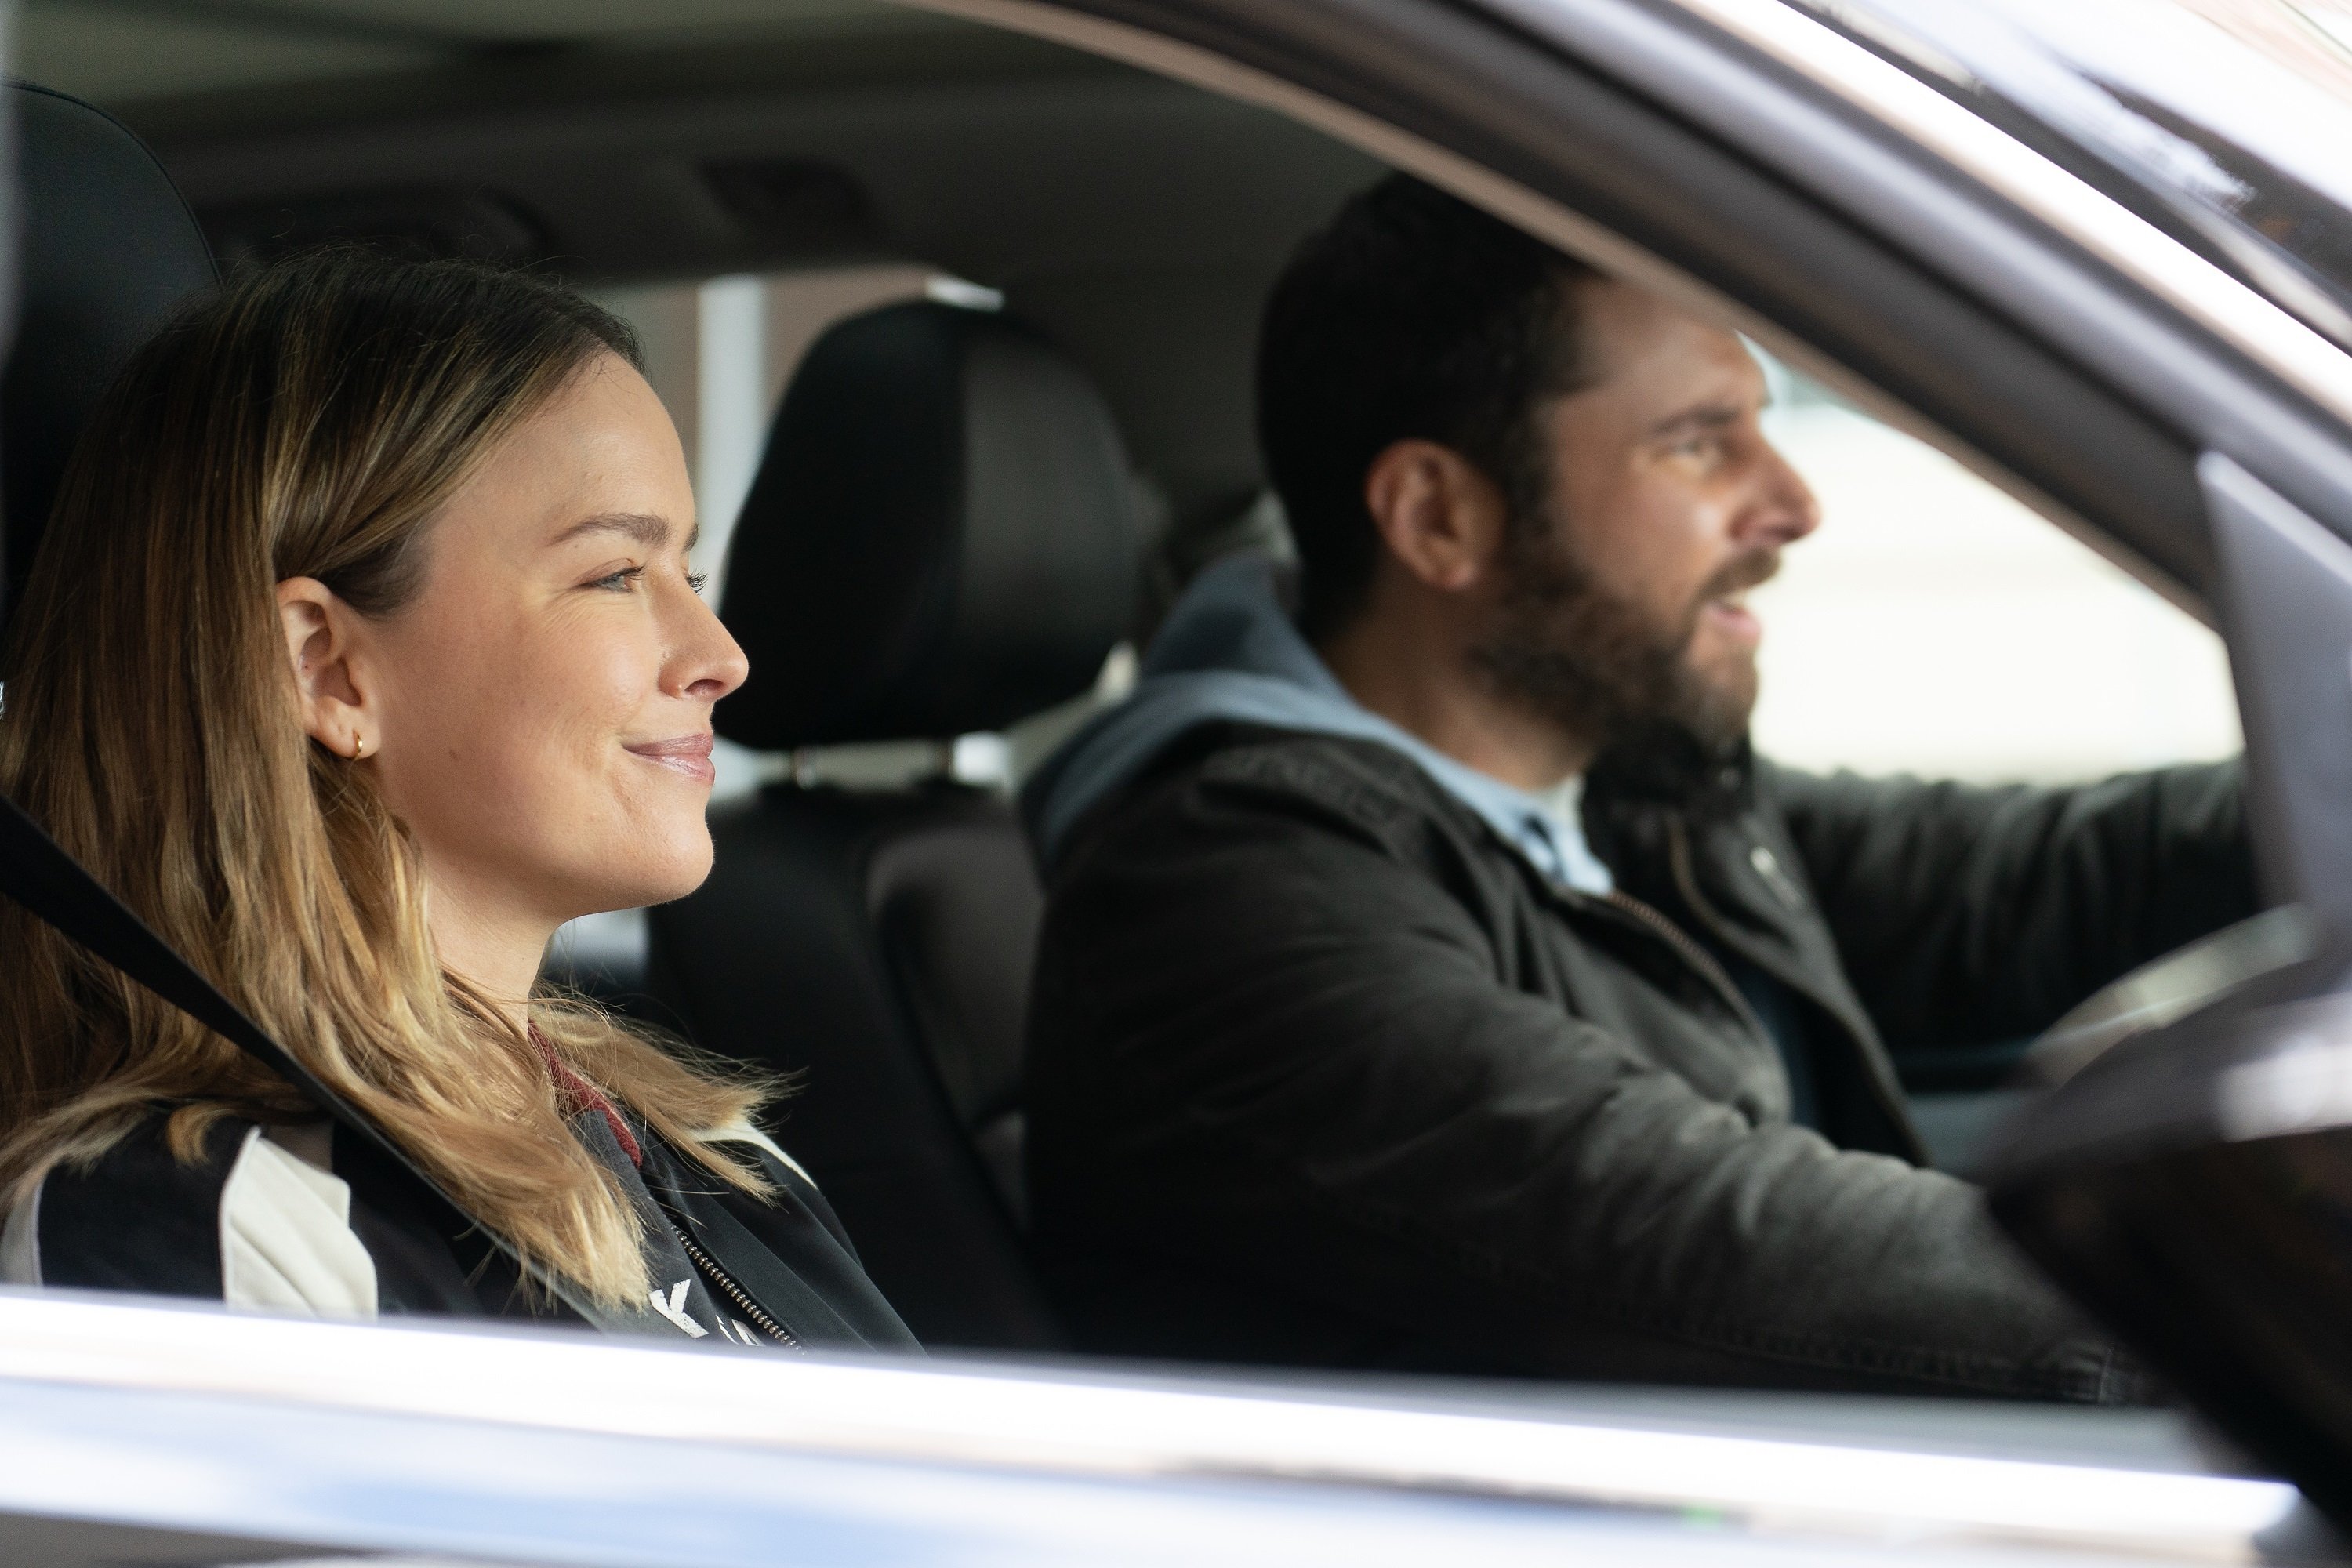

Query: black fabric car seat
left=648, top=300, right=1138, bottom=1349
left=2, top=84, right=217, bottom=624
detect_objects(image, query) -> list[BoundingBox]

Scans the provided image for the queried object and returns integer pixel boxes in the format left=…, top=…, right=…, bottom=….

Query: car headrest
left=717, top=300, right=1139, bottom=750
left=2, top=84, right=217, bottom=628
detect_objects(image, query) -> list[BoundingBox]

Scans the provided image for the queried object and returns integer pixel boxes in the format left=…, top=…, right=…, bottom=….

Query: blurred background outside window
left=1751, top=368, right=2241, bottom=783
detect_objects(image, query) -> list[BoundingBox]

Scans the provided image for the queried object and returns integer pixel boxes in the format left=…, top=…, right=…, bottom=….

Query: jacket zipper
left=1598, top=884, right=1770, bottom=1044
left=1661, top=818, right=1919, bottom=1147
left=1658, top=819, right=1771, bottom=1044
left=659, top=1209, right=802, bottom=1349
left=1599, top=808, right=1769, bottom=1044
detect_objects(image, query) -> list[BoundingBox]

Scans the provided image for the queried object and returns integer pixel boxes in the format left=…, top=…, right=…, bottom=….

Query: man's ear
left=1361, top=439, right=1512, bottom=596
left=275, top=576, right=376, bottom=760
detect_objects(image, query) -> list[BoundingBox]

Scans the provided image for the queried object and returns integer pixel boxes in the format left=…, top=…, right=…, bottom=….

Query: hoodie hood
left=1021, top=553, right=1614, bottom=894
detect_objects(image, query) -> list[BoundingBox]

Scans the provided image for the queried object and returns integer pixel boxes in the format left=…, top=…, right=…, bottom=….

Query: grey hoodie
left=1021, top=554, right=1614, bottom=895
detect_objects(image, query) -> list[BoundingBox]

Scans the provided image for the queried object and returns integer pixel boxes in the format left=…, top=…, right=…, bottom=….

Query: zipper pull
left=1748, top=843, right=1807, bottom=912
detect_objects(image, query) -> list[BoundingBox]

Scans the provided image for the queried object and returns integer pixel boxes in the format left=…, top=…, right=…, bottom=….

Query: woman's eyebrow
left=552, top=511, right=680, bottom=550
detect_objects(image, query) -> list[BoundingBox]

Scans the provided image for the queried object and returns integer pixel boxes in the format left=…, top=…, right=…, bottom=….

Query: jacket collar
left=1023, top=554, right=1614, bottom=894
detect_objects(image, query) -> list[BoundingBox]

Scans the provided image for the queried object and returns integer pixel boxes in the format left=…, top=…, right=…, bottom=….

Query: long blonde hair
left=0, top=250, right=771, bottom=1306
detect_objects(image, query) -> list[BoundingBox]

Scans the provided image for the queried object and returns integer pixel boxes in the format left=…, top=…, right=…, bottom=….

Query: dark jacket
left=3, top=1105, right=918, bottom=1352
left=1021, top=562, right=2254, bottom=1400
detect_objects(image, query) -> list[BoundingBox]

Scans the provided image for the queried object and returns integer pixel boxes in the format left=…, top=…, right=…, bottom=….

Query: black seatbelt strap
left=0, top=786, right=614, bottom=1326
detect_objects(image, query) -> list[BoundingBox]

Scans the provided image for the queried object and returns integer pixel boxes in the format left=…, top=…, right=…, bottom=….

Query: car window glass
left=0, top=0, right=2270, bottom=1406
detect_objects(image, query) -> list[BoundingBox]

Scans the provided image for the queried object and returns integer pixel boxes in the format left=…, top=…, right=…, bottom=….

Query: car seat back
left=648, top=300, right=1138, bottom=1348
left=2, top=84, right=216, bottom=626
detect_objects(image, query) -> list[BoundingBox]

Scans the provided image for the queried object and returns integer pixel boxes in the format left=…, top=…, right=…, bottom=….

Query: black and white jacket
left=1, top=1107, right=918, bottom=1352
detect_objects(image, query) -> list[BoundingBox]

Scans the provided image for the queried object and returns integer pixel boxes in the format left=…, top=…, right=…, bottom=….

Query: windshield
left=1793, top=0, right=2352, bottom=346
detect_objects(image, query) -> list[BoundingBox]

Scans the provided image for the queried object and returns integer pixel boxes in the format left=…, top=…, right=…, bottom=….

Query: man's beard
left=1469, top=510, right=1777, bottom=809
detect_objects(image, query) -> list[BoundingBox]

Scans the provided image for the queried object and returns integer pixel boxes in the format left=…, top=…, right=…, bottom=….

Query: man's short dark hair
left=1257, top=176, right=1599, bottom=641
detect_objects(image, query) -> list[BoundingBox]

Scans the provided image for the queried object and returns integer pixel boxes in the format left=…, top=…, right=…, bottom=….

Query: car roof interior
left=19, top=0, right=1385, bottom=539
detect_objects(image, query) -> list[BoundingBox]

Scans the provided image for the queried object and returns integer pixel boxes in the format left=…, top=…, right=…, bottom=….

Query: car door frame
left=913, top=0, right=2352, bottom=619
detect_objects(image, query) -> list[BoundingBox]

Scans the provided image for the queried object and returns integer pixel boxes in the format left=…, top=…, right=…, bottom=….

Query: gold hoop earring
left=352, top=734, right=368, bottom=760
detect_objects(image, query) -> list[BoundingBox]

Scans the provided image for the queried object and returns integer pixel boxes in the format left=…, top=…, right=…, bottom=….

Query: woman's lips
left=625, top=731, right=717, bottom=786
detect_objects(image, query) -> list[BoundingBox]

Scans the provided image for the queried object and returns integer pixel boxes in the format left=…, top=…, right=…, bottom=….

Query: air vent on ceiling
left=200, top=187, right=550, bottom=273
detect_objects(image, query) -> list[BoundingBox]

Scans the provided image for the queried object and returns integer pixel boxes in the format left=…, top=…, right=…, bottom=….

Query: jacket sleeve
left=1768, top=758, right=2258, bottom=1051
left=1028, top=745, right=2140, bottom=1399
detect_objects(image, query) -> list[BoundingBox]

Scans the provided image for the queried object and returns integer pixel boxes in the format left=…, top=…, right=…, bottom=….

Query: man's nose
left=1741, top=441, right=1820, bottom=548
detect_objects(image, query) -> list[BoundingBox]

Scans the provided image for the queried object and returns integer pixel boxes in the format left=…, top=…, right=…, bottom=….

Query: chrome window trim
left=1631, top=0, right=2352, bottom=430
left=0, top=1290, right=2298, bottom=1558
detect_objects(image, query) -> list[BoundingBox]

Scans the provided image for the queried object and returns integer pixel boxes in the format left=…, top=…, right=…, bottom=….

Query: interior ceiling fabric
left=16, top=0, right=934, bottom=107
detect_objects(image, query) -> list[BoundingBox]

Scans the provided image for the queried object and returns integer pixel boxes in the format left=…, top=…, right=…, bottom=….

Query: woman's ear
left=276, top=576, right=376, bottom=760
left=1361, top=438, right=1512, bottom=596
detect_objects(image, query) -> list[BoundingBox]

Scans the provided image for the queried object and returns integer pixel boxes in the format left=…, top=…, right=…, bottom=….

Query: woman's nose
left=674, top=589, right=750, bottom=702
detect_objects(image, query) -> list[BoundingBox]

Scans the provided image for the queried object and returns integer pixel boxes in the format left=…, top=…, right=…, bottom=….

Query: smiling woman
left=0, top=251, right=914, bottom=1351
left=282, top=347, right=746, bottom=1014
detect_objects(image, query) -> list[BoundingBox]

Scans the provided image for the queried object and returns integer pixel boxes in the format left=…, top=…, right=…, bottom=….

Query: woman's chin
left=572, top=840, right=716, bottom=915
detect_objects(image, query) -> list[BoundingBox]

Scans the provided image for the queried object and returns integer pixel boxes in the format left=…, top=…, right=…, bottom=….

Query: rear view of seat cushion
left=869, top=812, right=1039, bottom=1132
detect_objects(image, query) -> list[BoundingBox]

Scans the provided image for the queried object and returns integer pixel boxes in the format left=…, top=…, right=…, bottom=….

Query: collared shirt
left=1327, top=706, right=1617, bottom=897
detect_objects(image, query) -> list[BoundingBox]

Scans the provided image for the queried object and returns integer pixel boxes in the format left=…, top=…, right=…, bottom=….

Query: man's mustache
left=1698, top=549, right=1782, bottom=604
left=1673, top=550, right=1783, bottom=642
left=1667, top=549, right=1784, bottom=652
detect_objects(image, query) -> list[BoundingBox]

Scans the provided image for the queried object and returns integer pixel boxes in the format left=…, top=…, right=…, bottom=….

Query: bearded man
left=1017, top=176, right=2252, bottom=1399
